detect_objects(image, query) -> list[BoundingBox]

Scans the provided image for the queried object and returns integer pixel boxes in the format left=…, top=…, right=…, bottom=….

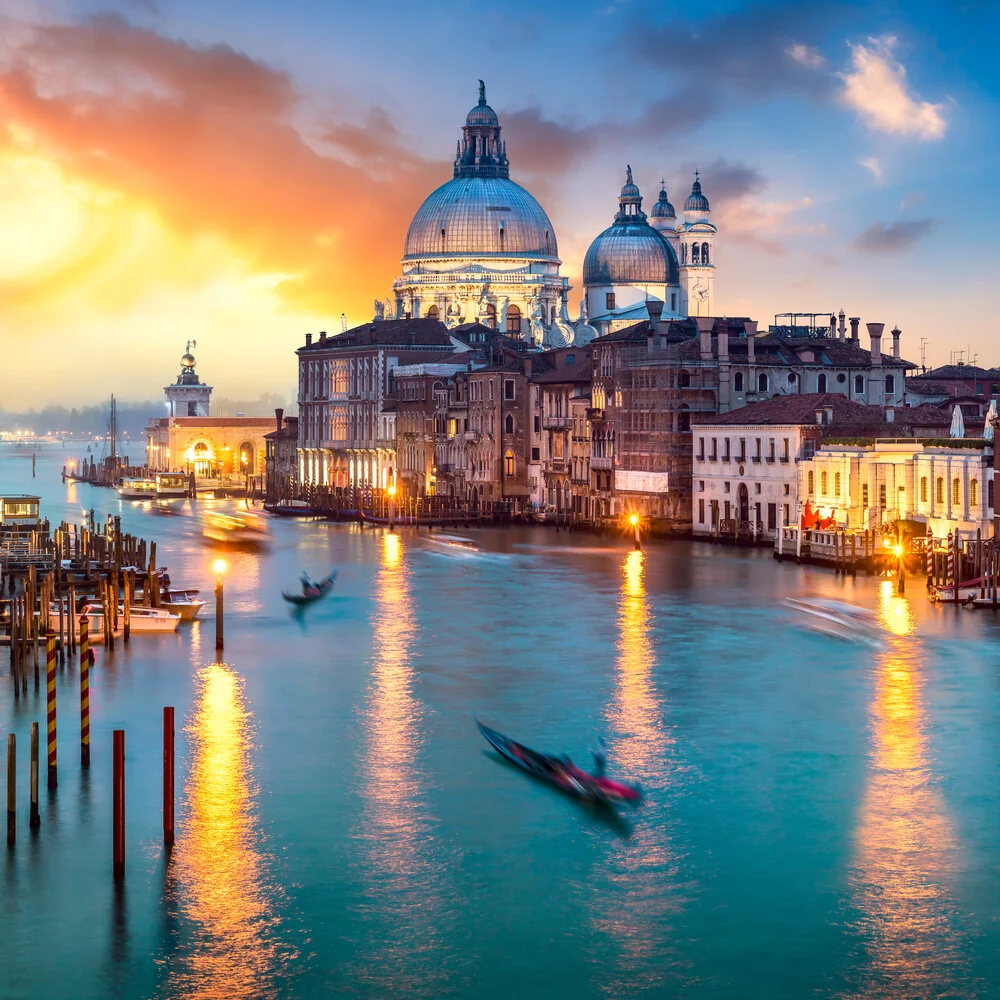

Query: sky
left=0, top=0, right=997, bottom=409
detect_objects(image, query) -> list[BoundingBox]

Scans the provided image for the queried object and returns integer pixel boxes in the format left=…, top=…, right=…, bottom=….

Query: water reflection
left=592, top=550, right=682, bottom=995
left=354, top=531, right=453, bottom=993
left=163, top=661, right=289, bottom=999
left=843, top=582, right=968, bottom=995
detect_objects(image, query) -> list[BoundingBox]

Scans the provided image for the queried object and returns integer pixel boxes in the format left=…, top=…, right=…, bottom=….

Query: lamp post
left=388, top=484, right=396, bottom=533
left=629, top=513, right=641, bottom=551
left=213, top=559, right=226, bottom=653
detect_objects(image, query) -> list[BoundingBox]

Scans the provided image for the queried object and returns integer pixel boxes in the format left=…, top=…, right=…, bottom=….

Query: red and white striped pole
left=925, top=524, right=933, bottom=583
left=46, top=630, right=57, bottom=789
left=79, top=614, right=90, bottom=768
left=946, top=531, right=955, bottom=601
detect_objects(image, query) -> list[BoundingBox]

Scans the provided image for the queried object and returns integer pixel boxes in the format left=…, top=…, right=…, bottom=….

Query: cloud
left=500, top=106, right=595, bottom=189
left=854, top=218, right=936, bottom=252
left=858, top=156, right=883, bottom=182
left=839, top=36, right=947, bottom=140
left=899, top=190, right=926, bottom=211
left=786, top=43, right=826, bottom=69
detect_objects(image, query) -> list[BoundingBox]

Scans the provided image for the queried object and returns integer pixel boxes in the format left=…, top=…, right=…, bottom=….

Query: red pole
left=46, top=631, right=57, bottom=789
left=80, top=615, right=90, bottom=768
left=163, top=707, right=175, bottom=847
left=112, top=729, right=125, bottom=879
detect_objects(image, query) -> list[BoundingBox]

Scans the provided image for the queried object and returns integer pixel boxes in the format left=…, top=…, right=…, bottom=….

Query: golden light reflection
left=592, top=550, right=678, bottom=992
left=845, top=583, right=965, bottom=994
left=166, top=662, right=290, bottom=998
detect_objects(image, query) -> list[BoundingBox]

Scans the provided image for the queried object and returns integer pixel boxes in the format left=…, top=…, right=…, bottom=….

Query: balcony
left=591, top=455, right=614, bottom=470
left=464, top=430, right=480, bottom=442
left=542, top=415, right=571, bottom=430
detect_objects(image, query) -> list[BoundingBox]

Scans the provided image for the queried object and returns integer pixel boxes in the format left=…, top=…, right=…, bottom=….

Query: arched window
left=506, top=305, right=521, bottom=334
left=834, top=472, right=841, bottom=496
left=854, top=374, right=864, bottom=395
left=734, top=372, right=744, bottom=392
left=680, top=244, right=686, bottom=265
left=504, top=449, right=515, bottom=477
left=758, top=372, right=769, bottom=393
left=953, top=478, right=960, bottom=505
left=426, top=304, right=439, bottom=320
left=679, top=370, right=691, bottom=388
left=504, top=414, right=514, bottom=435
left=885, top=374, right=895, bottom=394
left=702, top=242, right=710, bottom=264
left=936, top=477, right=944, bottom=504
left=920, top=476, right=928, bottom=503
left=821, top=471, right=828, bottom=495
left=691, top=243, right=700, bottom=264
left=971, top=478, right=979, bottom=507
left=807, top=470, right=815, bottom=495
left=486, top=303, right=497, bottom=328
left=678, top=405, right=691, bottom=432
left=238, top=441, right=255, bottom=474
left=817, top=374, right=828, bottom=393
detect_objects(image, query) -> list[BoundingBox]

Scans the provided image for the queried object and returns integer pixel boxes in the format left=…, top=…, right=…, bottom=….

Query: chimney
left=867, top=322, right=885, bottom=367
left=815, top=409, right=824, bottom=427
left=275, top=407, right=284, bottom=432
left=838, top=309, right=846, bottom=341
left=697, top=317, right=714, bottom=361
left=885, top=405, right=895, bottom=423
left=891, top=326, right=901, bottom=359
left=319, top=330, right=327, bottom=344
left=524, top=356, right=533, bottom=377
left=849, top=317, right=859, bottom=343
left=305, top=332, right=313, bottom=347
left=744, top=320, right=757, bottom=365
left=717, top=319, right=729, bottom=361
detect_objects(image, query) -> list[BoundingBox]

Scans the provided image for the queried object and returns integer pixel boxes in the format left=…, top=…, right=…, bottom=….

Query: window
left=565, top=354, right=575, bottom=365
left=506, top=305, right=521, bottom=334
left=879, top=484, right=887, bottom=509
left=953, top=478, right=961, bottom=506
left=783, top=503, right=790, bottom=526
left=710, top=438, right=717, bottom=461
left=504, top=414, right=514, bottom=434
left=679, top=370, right=691, bottom=388
left=784, top=483, right=790, bottom=496
left=724, top=482, right=730, bottom=493
left=504, top=450, right=515, bottom=477
left=788, top=372, right=796, bottom=385
left=768, top=438, right=775, bottom=460
left=699, top=499, right=705, bottom=524
left=691, top=243, right=700, bottom=264
left=734, top=372, right=744, bottom=392
left=821, top=471, right=828, bottom=495
left=678, top=406, right=691, bottom=432
left=755, top=483, right=761, bottom=495
left=834, top=472, right=841, bottom=496
left=862, top=483, right=869, bottom=507
left=885, top=374, right=895, bottom=394
left=702, top=242, right=710, bottom=264
left=426, top=304, right=439, bottom=319
left=971, top=478, right=979, bottom=507
left=920, top=476, right=928, bottom=503
left=754, top=438, right=761, bottom=460
left=976, top=381, right=984, bottom=395
left=990, top=480, right=995, bottom=508
left=758, top=373, right=769, bottom=392
left=808, top=470, right=815, bottom=494
left=671, top=292, right=676, bottom=311
left=767, top=503, right=776, bottom=530
left=723, top=438, right=731, bottom=462
left=489, top=380, right=495, bottom=401
left=504, top=379, right=515, bottom=400
left=817, top=374, right=828, bottom=393
left=854, top=374, right=864, bottom=394
left=699, top=480, right=705, bottom=491
left=783, top=438, right=789, bottom=461
left=531, top=447, right=540, bottom=461
left=698, top=437, right=705, bottom=461
left=737, top=438, right=744, bottom=462
left=533, top=416, right=540, bottom=433
left=606, top=292, right=616, bottom=310
left=936, top=477, right=944, bottom=504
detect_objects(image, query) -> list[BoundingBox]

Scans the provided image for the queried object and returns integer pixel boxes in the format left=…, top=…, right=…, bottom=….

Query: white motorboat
left=161, top=589, right=206, bottom=621
left=427, top=533, right=479, bottom=552
left=784, top=597, right=879, bottom=644
left=118, top=477, right=158, bottom=500
left=156, top=472, right=189, bottom=498
left=68, top=604, right=181, bottom=635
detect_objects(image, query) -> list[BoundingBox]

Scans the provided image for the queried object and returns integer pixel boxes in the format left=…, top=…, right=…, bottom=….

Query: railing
left=542, top=415, right=571, bottom=430
left=591, top=456, right=614, bottom=470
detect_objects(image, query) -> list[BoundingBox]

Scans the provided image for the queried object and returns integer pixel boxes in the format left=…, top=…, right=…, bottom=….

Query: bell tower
left=164, top=341, right=213, bottom=417
left=677, top=172, right=718, bottom=317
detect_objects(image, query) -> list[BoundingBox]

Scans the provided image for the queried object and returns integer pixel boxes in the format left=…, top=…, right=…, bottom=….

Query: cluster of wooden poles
left=925, top=526, right=1000, bottom=607
left=5, top=620, right=178, bottom=877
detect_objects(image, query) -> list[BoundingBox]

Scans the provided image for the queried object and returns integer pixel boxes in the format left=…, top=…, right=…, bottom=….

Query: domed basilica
left=389, top=84, right=718, bottom=344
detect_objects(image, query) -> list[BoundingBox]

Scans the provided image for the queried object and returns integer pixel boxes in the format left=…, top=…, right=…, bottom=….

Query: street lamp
left=213, top=559, right=226, bottom=652
left=629, top=513, right=641, bottom=551
left=388, top=484, right=397, bottom=533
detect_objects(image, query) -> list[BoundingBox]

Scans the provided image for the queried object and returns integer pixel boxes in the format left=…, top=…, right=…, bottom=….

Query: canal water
left=1, top=446, right=998, bottom=999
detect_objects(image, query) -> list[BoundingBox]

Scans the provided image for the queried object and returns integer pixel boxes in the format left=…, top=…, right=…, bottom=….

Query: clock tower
left=677, top=172, right=717, bottom=317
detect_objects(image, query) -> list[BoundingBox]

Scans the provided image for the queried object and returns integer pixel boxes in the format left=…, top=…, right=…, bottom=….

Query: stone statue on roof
left=478, top=79, right=486, bottom=104
left=373, top=299, right=384, bottom=321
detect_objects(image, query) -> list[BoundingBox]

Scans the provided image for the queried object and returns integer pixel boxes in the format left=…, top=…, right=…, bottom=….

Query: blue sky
left=1, top=0, right=997, bottom=405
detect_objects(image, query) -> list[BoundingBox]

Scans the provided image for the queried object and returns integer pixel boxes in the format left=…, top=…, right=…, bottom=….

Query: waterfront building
left=295, top=319, right=454, bottom=489
left=147, top=346, right=271, bottom=478
left=264, top=409, right=299, bottom=501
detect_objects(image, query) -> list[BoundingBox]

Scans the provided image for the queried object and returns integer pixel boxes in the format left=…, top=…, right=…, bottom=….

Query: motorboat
left=65, top=604, right=181, bottom=635
left=784, top=597, right=880, bottom=642
left=155, top=472, right=189, bottom=498
left=476, top=721, right=642, bottom=808
left=281, top=571, right=338, bottom=606
left=203, top=512, right=269, bottom=549
left=117, top=477, right=158, bottom=500
left=930, top=579, right=982, bottom=603
left=427, top=533, right=478, bottom=552
left=160, top=589, right=206, bottom=620
left=264, top=499, right=315, bottom=517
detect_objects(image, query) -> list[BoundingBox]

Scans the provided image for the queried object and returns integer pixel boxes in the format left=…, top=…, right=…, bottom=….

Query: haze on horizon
left=0, top=0, right=996, bottom=410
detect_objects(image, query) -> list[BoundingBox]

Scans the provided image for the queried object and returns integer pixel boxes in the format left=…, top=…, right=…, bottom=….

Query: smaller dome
left=466, top=79, right=499, bottom=127
left=619, top=164, right=640, bottom=200
left=583, top=224, right=679, bottom=286
left=684, top=173, right=710, bottom=213
left=650, top=183, right=676, bottom=221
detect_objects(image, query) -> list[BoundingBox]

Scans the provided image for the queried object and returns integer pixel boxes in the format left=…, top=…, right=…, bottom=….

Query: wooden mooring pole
left=163, top=707, right=175, bottom=847
left=29, top=722, right=39, bottom=830
left=112, top=730, right=125, bottom=880
left=7, top=733, right=15, bottom=846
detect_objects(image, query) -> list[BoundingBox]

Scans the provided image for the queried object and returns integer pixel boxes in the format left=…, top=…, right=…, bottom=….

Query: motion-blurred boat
left=784, top=597, right=879, bottom=642
left=282, top=570, right=338, bottom=606
left=117, top=477, right=158, bottom=500
left=427, top=533, right=478, bottom=552
left=476, top=721, right=642, bottom=808
left=155, top=472, right=189, bottom=498
left=203, top=511, right=269, bottom=549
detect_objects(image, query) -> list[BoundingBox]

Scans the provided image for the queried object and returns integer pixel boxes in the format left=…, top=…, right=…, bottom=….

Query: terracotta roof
left=531, top=361, right=593, bottom=384
left=912, top=364, right=995, bottom=380
left=298, top=318, right=453, bottom=352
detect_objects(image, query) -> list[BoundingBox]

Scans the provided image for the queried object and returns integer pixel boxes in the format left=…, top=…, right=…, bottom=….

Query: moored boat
left=62, top=604, right=181, bottom=635
left=160, top=589, right=206, bottom=620
left=155, top=472, right=189, bottom=498
left=118, top=477, right=158, bottom=500
left=264, top=499, right=315, bottom=517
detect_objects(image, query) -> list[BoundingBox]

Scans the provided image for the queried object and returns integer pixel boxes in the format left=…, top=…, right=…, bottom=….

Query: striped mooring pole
left=80, top=615, right=90, bottom=768
left=925, top=524, right=933, bottom=583
left=46, top=630, right=57, bottom=789
left=946, top=531, right=955, bottom=595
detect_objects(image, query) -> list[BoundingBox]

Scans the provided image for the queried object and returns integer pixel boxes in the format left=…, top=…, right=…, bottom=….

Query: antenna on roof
left=920, top=337, right=928, bottom=373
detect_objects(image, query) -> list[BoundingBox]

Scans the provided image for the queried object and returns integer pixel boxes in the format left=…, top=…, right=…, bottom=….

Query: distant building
left=264, top=409, right=299, bottom=501
left=164, top=341, right=212, bottom=417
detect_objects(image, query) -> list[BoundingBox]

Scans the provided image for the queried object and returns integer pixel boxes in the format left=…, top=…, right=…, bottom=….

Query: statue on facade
left=341, top=312, right=348, bottom=332
left=385, top=296, right=394, bottom=320
left=373, top=299, right=384, bottom=321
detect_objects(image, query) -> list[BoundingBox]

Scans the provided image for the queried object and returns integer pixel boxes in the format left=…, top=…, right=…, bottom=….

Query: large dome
left=403, top=176, right=559, bottom=260
left=583, top=222, right=678, bottom=285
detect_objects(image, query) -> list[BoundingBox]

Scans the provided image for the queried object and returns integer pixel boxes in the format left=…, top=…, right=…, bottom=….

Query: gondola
left=281, top=570, right=338, bottom=606
left=476, top=720, right=642, bottom=807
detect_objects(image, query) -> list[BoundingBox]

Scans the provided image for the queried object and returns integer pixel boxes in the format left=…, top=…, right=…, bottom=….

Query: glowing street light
left=387, top=484, right=397, bottom=532
left=214, top=559, right=226, bottom=652
left=629, top=513, right=641, bottom=551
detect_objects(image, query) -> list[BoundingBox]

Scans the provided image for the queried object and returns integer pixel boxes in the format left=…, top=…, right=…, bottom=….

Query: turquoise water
left=1, top=446, right=998, bottom=998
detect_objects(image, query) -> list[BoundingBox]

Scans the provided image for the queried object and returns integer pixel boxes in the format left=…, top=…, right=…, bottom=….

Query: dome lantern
left=454, top=80, right=508, bottom=180
left=684, top=171, right=711, bottom=214
left=649, top=179, right=676, bottom=226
